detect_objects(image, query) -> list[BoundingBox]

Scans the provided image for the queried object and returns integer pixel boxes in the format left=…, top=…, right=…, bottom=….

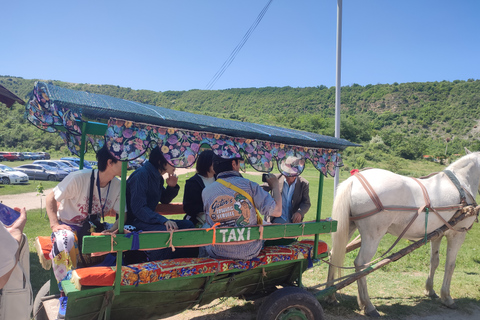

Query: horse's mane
left=446, top=152, right=480, bottom=171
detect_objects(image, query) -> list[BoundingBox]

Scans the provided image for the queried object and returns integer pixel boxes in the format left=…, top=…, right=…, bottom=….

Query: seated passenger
left=201, top=155, right=282, bottom=260
left=262, top=174, right=311, bottom=223
left=45, top=145, right=124, bottom=319
left=126, top=146, right=194, bottom=260
left=183, top=150, right=215, bottom=227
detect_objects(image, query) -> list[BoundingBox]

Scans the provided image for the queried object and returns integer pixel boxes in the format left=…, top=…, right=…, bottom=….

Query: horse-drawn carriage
left=27, top=81, right=354, bottom=320
left=25, top=82, right=478, bottom=319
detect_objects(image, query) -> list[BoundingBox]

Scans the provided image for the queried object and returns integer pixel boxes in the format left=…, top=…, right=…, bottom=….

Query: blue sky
left=2, top=0, right=479, bottom=92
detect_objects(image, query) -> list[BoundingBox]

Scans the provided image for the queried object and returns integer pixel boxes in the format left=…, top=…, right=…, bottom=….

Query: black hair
left=149, top=146, right=169, bottom=172
left=212, top=154, right=238, bottom=174
left=196, top=150, right=214, bottom=177
left=96, top=144, right=118, bottom=172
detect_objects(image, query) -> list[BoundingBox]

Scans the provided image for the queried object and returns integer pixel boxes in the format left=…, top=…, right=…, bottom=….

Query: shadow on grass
left=319, top=292, right=480, bottom=320
left=30, top=251, right=51, bottom=297
left=187, top=300, right=257, bottom=320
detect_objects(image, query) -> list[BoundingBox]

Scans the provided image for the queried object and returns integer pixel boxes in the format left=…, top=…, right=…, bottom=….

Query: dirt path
left=162, top=298, right=480, bottom=320
left=0, top=188, right=54, bottom=210
left=0, top=168, right=199, bottom=210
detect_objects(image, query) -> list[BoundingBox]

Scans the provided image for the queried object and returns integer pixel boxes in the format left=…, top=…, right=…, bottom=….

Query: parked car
left=37, top=152, right=50, bottom=159
left=0, top=164, right=29, bottom=184
left=14, top=152, right=25, bottom=161
left=22, top=152, right=42, bottom=160
left=15, top=164, right=68, bottom=181
left=33, top=160, right=77, bottom=173
left=60, top=157, right=93, bottom=169
left=57, top=160, right=80, bottom=169
left=0, top=152, right=19, bottom=161
left=0, top=154, right=4, bottom=161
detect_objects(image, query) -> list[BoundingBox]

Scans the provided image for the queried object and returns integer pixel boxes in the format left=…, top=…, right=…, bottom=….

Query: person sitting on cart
left=262, top=158, right=311, bottom=223
left=126, top=146, right=194, bottom=261
left=182, top=149, right=215, bottom=227
left=200, top=154, right=282, bottom=260
left=45, top=145, right=124, bottom=319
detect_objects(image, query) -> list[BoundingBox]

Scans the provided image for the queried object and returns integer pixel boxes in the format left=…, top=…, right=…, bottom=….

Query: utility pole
left=334, top=0, right=343, bottom=196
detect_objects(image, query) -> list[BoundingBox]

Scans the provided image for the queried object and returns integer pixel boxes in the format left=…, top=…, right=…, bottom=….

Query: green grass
left=24, top=209, right=53, bottom=297
left=20, top=164, right=480, bottom=319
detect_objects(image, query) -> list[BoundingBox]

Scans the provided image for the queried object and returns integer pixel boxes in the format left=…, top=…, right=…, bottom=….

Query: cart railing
left=82, top=220, right=338, bottom=254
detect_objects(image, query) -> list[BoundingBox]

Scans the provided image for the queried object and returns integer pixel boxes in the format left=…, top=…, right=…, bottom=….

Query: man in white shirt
left=45, top=145, right=123, bottom=319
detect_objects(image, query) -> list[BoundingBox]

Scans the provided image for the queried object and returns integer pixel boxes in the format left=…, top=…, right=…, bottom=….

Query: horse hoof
left=446, top=303, right=458, bottom=310
left=365, top=309, right=381, bottom=317
left=427, top=293, right=439, bottom=299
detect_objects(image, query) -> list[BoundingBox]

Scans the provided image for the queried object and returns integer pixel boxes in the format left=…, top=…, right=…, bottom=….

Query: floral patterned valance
left=24, top=82, right=344, bottom=177
left=106, top=119, right=343, bottom=177
left=25, top=82, right=104, bottom=155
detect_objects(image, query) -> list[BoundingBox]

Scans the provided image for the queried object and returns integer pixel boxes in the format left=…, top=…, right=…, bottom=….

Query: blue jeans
left=271, top=217, right=288, bottom=224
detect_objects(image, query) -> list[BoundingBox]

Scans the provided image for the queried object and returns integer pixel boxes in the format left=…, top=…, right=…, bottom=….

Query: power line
left=205, top=0, right=274, bottom=90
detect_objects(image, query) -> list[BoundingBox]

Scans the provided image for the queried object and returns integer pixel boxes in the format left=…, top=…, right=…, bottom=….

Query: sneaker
left=57, top=296, right=67, bottom=319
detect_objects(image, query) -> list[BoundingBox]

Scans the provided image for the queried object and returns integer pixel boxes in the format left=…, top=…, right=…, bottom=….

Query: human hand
left=166, top=173, right=178, bottom=187
left=265, top=173, right=279, bottom=188
left=101, top=228, right=118, bottom=235
left=164, top=220, right=178, bottom=231
left=51, top=223, right=72, bottom=233
left=6, top=207, right=27, bottom=242
left=292, top=212, right=303, bottom=223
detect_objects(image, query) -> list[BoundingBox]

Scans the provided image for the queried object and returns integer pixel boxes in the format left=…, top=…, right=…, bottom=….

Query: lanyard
left=96, top=170, right=111, bottom=221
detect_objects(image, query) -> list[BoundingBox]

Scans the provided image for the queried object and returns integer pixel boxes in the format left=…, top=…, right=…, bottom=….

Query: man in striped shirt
left=201, top=155, right=282, bottom=260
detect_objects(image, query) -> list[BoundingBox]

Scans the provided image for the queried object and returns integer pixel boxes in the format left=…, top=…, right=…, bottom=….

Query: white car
left=0, top=164, right=29, bottom=185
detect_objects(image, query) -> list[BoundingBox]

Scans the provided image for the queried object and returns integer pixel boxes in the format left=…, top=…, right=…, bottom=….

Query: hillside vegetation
left=1, top=75, right=479, bottom=171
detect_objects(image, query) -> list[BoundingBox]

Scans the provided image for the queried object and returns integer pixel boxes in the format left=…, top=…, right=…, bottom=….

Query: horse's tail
left=329, top=177, right=354, bottom=279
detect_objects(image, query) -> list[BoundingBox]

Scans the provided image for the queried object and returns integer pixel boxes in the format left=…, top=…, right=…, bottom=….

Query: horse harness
left=351, top=169, right=478, bottom=235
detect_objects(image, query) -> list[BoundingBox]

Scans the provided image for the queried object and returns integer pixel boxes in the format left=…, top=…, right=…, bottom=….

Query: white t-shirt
left=0, top=222, right=19, bottom=277
left=200, top=175, right=215, bottom=188
left=53, top=169, right=122, bottom=226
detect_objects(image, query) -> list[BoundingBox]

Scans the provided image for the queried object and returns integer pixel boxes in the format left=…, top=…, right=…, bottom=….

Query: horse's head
left=447, top=151, right=480, bottom=196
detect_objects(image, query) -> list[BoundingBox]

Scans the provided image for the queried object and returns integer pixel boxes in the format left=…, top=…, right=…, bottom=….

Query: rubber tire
left=2, top=177, right=10, bottom=185
left=48, top=175, right=56, bottom=181
left=257, top=287, right=324, bottom=320
left=33, top=280, right=50, bottom=320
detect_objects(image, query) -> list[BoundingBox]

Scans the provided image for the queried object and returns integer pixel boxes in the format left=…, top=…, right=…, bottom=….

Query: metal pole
left=314, top=173, right=324, bottom=260
left=334, top=0, right=343, bottom=196
left=79, top=122, right=88, bottom=170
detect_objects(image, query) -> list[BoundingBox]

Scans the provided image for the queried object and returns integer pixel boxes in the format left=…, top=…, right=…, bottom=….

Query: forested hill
left=1, top=75, right=479, bottom=160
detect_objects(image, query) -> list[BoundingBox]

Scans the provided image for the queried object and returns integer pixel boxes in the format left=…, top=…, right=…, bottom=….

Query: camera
left=262, top=173, right=269, bottom=182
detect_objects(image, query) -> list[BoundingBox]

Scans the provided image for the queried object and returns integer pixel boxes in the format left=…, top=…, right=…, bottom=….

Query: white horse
left=326, top=150, right=480, bottom=317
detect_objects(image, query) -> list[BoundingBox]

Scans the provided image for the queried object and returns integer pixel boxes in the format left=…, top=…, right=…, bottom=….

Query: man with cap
left=201, top=154, right=282, bottom=260
left=263, top=157, right=311, bottom=223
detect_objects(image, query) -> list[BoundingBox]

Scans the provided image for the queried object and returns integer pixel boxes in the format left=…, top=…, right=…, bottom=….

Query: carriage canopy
left=26, top=82, right=358, bottom=177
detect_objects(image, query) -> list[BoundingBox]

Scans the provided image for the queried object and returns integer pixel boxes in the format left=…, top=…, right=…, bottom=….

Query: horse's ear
left=464, top=147, right=472, bottom=154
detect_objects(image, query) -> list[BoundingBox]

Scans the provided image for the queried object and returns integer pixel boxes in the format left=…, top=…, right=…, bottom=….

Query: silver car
left=33, top=160, right=77, bottom=173
left=57, top=160, right=80, bottom=170
left=15, top=164, right=69, bottom=181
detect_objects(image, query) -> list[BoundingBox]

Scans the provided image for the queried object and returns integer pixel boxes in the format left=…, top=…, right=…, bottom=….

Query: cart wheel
left=33, top=280, right=50, bottom=320
left=257, top=287, right=324, bottom=320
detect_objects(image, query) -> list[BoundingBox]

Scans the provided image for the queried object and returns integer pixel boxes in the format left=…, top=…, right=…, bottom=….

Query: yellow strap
left=217, top=179, right=263, bottom=225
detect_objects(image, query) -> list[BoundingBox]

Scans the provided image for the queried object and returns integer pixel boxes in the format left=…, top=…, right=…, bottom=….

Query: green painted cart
left=27, top=82, right=357, bottom=320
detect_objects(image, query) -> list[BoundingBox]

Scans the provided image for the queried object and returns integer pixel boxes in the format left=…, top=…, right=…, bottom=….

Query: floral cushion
left=71, top=241, right=327, bottom=290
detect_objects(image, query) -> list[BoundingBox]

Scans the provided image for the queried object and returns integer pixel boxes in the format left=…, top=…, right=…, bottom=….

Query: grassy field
left=11, top=162, right=480, bottom=319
